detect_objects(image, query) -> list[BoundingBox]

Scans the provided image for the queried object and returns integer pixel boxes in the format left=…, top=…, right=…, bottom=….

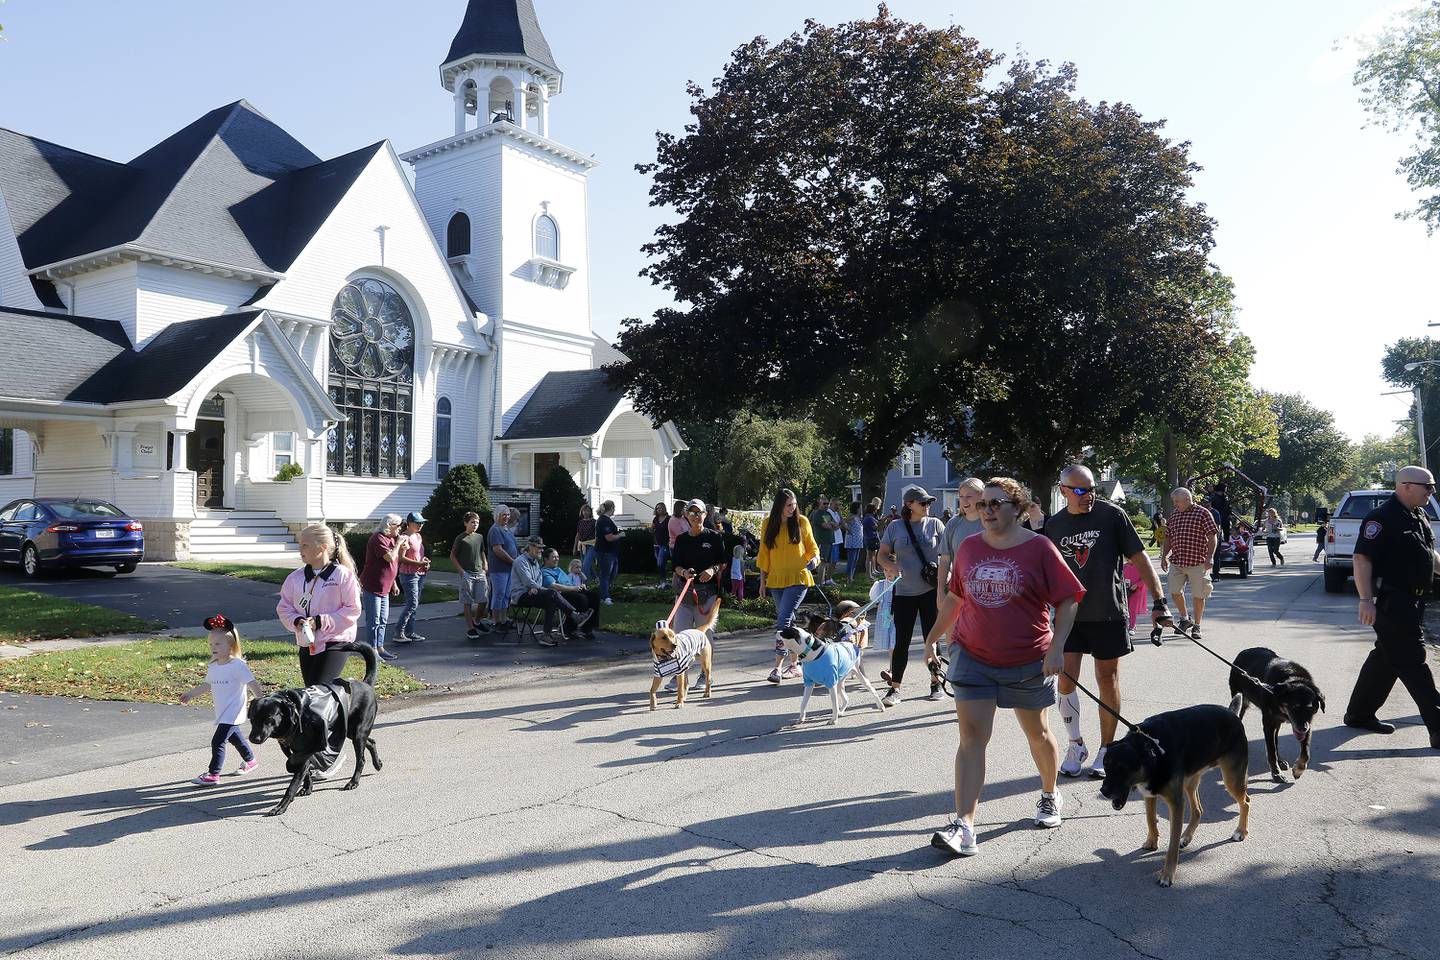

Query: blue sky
left=2, top=0, right=1436, bottom=441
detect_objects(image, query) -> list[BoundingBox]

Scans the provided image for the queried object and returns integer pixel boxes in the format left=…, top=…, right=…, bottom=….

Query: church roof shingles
left=444, top=0, right=558, bottom=71
left=0, top=101, right=381, bottom=276
left=500, top=369, right=623, bottom=441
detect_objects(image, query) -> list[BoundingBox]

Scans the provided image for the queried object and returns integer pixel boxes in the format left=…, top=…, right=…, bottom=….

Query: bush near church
left=420, top=463, right=492, bottom=556
left=539, top=466, right=585, bottom=553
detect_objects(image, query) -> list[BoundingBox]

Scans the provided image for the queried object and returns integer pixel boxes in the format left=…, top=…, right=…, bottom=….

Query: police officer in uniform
left=1345, top=465, right=1440, bottom=749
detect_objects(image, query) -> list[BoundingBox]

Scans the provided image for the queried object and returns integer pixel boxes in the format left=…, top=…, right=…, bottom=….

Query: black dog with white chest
left=247, top=641, right=382, bottom=816
left=1098, top=696, right=1251, bottom=887
left=1228, top=646, right=1325, bottom=782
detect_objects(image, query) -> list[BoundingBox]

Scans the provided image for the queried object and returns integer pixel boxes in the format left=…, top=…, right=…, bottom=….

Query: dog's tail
left=330, top=641, right=378, bottom=685
left=698, top=596, right=723, bottom=636
left=1228, top=692, right=1245, bottom=717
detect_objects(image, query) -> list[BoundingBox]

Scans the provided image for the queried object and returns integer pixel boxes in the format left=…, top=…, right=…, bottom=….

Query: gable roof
left=0, top=102, right=381, bottom=276
left=0, top=306, right=259, bottom=405
left=500, top=369, right=622, bottom=440
left=444, top=0, right=558, bottom=72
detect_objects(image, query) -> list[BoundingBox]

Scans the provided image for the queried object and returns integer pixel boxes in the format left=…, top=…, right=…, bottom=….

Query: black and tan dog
left=648, top=599, right=720, bottom=710
left=1228, top=646, right=1325, bottom=782
left=247, top=641, right=382, bottom=816
left=1098, top=695, right=1250, bottom=887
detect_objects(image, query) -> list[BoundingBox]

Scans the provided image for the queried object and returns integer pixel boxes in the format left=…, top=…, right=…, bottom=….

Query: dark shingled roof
left=0, top=306, right=259, bottom=405
left=501, top=369, right=621, bottom=440
left=444, top=0, right=558, bottom=71
left=0, top=102, right=381, bottom=275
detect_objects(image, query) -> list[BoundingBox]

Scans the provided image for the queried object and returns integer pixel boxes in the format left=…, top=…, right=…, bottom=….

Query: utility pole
left=1417, top=384, right=1428, bottom=471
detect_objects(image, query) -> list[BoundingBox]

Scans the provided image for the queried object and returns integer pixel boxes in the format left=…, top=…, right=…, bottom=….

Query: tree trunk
left=859, top=458, right=889, bottom=505
left=1164, top=429, right=1180, bottom=515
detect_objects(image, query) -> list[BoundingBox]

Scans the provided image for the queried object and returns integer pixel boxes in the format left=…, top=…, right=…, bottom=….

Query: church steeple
left=440, top=0, right=562, bottom=138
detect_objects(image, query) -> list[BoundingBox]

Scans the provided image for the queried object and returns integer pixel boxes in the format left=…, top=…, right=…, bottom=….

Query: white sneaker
left=931, top=817, right=979, bottom=857
left=1060, top=740, right=1089, bottom=778
left=1034, top=791, right=1064, bottom=828
left=881, top=688, right=901, bottom=708
left=602, top=598, right=613, bottom=606
left=1089, top=745, right=1108, bottom=779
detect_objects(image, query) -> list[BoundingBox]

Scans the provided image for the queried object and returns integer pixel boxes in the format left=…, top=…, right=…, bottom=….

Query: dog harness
left=653, top=629, right=708, bottom=679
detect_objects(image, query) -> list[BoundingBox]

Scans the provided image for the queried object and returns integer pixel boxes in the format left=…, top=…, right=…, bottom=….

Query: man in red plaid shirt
left=1159, top=487, right=1220, bottom=640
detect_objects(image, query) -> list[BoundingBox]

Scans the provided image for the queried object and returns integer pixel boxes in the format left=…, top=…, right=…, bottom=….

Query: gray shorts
left=460, top=572, right=488, bottom=606
left=947, top=644, right=1057, bottom=711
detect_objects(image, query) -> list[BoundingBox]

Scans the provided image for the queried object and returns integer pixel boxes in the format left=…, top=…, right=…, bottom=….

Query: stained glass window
left=0, top=429, right=12, bottom=476
left=436, top=397, right=452, bottom=480
left=327, top=278, right=414, bottom=479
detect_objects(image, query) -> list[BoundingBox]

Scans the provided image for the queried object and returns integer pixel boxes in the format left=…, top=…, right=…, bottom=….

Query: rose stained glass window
left=327, top=278, right=414, bottom=479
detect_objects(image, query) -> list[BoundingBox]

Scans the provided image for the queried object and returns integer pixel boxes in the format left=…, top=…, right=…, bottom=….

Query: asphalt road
left=5, top=558, right=1438, bottom=959
left=0, top=563, right=285, bottom=628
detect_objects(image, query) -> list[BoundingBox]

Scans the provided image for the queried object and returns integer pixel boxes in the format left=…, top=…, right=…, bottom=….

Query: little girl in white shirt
left=180, top=614, right=264, bottom=786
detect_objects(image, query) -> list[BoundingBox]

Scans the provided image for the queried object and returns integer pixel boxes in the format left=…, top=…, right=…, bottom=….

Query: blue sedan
left=0, top=498, right=145, bottom=577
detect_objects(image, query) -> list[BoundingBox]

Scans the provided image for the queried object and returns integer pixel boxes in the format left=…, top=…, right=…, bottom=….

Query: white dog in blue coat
left=776, top=608, right=885, bottom=725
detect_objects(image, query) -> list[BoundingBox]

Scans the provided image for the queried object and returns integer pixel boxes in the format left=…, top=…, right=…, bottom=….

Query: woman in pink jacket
left=277, top=524, right=363, bottom=687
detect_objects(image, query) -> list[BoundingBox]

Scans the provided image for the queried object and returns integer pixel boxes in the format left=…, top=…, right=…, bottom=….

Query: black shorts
left=1064, top=620, right=1132, bottom=660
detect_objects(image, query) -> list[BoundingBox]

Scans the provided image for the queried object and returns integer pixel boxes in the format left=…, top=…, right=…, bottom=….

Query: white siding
left=410, top=140, right=504, bottom=319
left=497, top=324, right=591, bottom=433
left=0, top=192, right=43, bottom=311
left=497, top=145, right=592, bottom=339
left=68, top=262, right=138, bottom=338
left=134, top=264, right=256, bottom=347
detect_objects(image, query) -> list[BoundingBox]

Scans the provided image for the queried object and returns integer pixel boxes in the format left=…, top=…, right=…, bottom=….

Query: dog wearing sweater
left=776, top=603, right=886, bottom=725
left=649, top=598, right=720, bottom=710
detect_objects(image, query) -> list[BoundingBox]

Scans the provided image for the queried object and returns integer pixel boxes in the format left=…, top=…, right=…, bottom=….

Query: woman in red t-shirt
left=922, top=477, right=1084, bottom=857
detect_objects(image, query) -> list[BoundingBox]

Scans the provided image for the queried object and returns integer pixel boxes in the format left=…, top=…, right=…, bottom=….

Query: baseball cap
left=406, top=511, right=427, bottom=525
left=901, top=485, right=936, bottom=505
left=685, top=498, right=706, bottom=513
left=526, top=535, right=544, bottom=547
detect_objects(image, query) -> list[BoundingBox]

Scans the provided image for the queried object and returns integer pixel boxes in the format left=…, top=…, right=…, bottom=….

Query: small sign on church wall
left=136, top=442, right=156, bottom=458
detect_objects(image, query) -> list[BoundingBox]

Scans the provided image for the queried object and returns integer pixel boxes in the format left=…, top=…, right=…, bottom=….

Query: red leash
left=661, top=577, right=695, bottom=629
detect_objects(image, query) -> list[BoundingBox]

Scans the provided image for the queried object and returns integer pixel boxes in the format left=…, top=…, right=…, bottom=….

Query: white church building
left=0, top=0, right=683, bottom=560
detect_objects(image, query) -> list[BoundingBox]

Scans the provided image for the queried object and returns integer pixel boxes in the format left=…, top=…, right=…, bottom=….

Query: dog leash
left=1061, top=669, right=1166, bottom=756
left=1178, top=631, right=1269, bottom=693
left=658, top=577, right=695, bottom=631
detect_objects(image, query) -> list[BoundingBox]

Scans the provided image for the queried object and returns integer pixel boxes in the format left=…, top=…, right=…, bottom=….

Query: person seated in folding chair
left=509, top=536, right=584, bottom=647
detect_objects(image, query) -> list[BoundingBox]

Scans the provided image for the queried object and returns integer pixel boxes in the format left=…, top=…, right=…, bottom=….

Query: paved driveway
left=5, top=559, right=1439, bottom=959
left=0, top=563, right=283, bottom=629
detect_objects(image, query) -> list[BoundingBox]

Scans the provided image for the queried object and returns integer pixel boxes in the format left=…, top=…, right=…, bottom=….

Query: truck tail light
left=1327, top=526, right=1335, bottom=544
left=47, top=524, right=80, bottom=533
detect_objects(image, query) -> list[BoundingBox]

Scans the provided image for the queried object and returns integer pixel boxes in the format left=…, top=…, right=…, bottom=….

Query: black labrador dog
left=247, top=641, right=382, bottom=816
left=1098, top=696, right=1250, bottom=888
left=1228, top=646, right=1325, bottom=782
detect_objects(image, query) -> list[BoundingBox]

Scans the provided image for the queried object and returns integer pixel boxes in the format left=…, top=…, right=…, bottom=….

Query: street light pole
left=1417, top=385, right=1429, bottom=471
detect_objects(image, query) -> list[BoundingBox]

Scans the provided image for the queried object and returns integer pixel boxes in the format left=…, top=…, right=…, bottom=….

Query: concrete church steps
left=189, top=511, right=300, bottom=563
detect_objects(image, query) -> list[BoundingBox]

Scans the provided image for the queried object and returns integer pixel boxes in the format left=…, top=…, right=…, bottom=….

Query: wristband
left=1359, top=598, right=1375, bottom=604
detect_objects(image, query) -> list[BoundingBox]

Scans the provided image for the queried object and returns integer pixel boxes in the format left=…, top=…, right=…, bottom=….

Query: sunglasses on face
left=1063, top=485, right=1093, bottom=496
left=1402, top=481, right=1437, bottom=491
left=978, top=498, right=1016, bottom=512
left=686, top=508, right=703, bottom=515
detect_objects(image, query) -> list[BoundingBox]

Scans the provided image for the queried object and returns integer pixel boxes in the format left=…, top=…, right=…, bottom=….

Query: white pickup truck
left=1322, top=489, right=1440, bottom=593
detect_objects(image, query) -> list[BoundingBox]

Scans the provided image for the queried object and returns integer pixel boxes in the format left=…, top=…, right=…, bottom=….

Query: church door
left=188, top=420, right=226, bottom=509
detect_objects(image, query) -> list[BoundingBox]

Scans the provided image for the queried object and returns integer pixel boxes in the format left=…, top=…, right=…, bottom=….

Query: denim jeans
left=361, top=590, right=389, bottom=650
left=395, top=573, right=423, bottom=638
left=654, top=545, right=670, bottom=578
left=209, top=723, right=254, bottom=776
left=581, top=547, right=596, bottom=584
left=772, top=584, right=809, bottom=653
left=597, top=551, right=619, bottom=601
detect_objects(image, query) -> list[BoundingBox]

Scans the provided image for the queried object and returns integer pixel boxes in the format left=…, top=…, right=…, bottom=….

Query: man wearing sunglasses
left=1345, top=465, right=1440, bottom=749
left=1043, top=465, right=1168, bottom=778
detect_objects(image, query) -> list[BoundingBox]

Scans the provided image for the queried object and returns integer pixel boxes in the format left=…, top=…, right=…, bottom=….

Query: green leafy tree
left=1240, top=393, right=1351, bottom=505
left=610, top=8, right=1001, bottom=501
left=716, top=416, right=827, bottom=508
left=1380, top=336, right=1440, bottom=465
left=672, top=417, right=728, bottom=504
left=539, top=464, right=585, bottom=551
left=1354, top=2, right=1440, bottom=232
left=420, top=464, right=491, bottom=556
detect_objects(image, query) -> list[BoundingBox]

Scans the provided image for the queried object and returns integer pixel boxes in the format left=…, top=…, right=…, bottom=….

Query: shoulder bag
left=903, top=517, right=939, bottom=588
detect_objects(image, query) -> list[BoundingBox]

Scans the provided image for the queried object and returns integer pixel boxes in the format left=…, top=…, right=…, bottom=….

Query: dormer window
left=447, top=212, right=471, bottom=258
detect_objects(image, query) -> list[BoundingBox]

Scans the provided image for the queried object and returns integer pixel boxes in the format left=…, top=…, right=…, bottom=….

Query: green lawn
left=174, top=562, right=458, bottom=603
left=0, top=635, right=425, bottom=703
left=601, top=601, right=774, bottom=636
left=0, top=586, right=163, bottom=644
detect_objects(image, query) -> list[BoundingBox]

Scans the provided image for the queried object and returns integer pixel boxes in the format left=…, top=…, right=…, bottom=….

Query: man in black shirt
left=1044, top=465, right=1169, bottom=778
left=1345, top=466, right=1440, bottom=749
